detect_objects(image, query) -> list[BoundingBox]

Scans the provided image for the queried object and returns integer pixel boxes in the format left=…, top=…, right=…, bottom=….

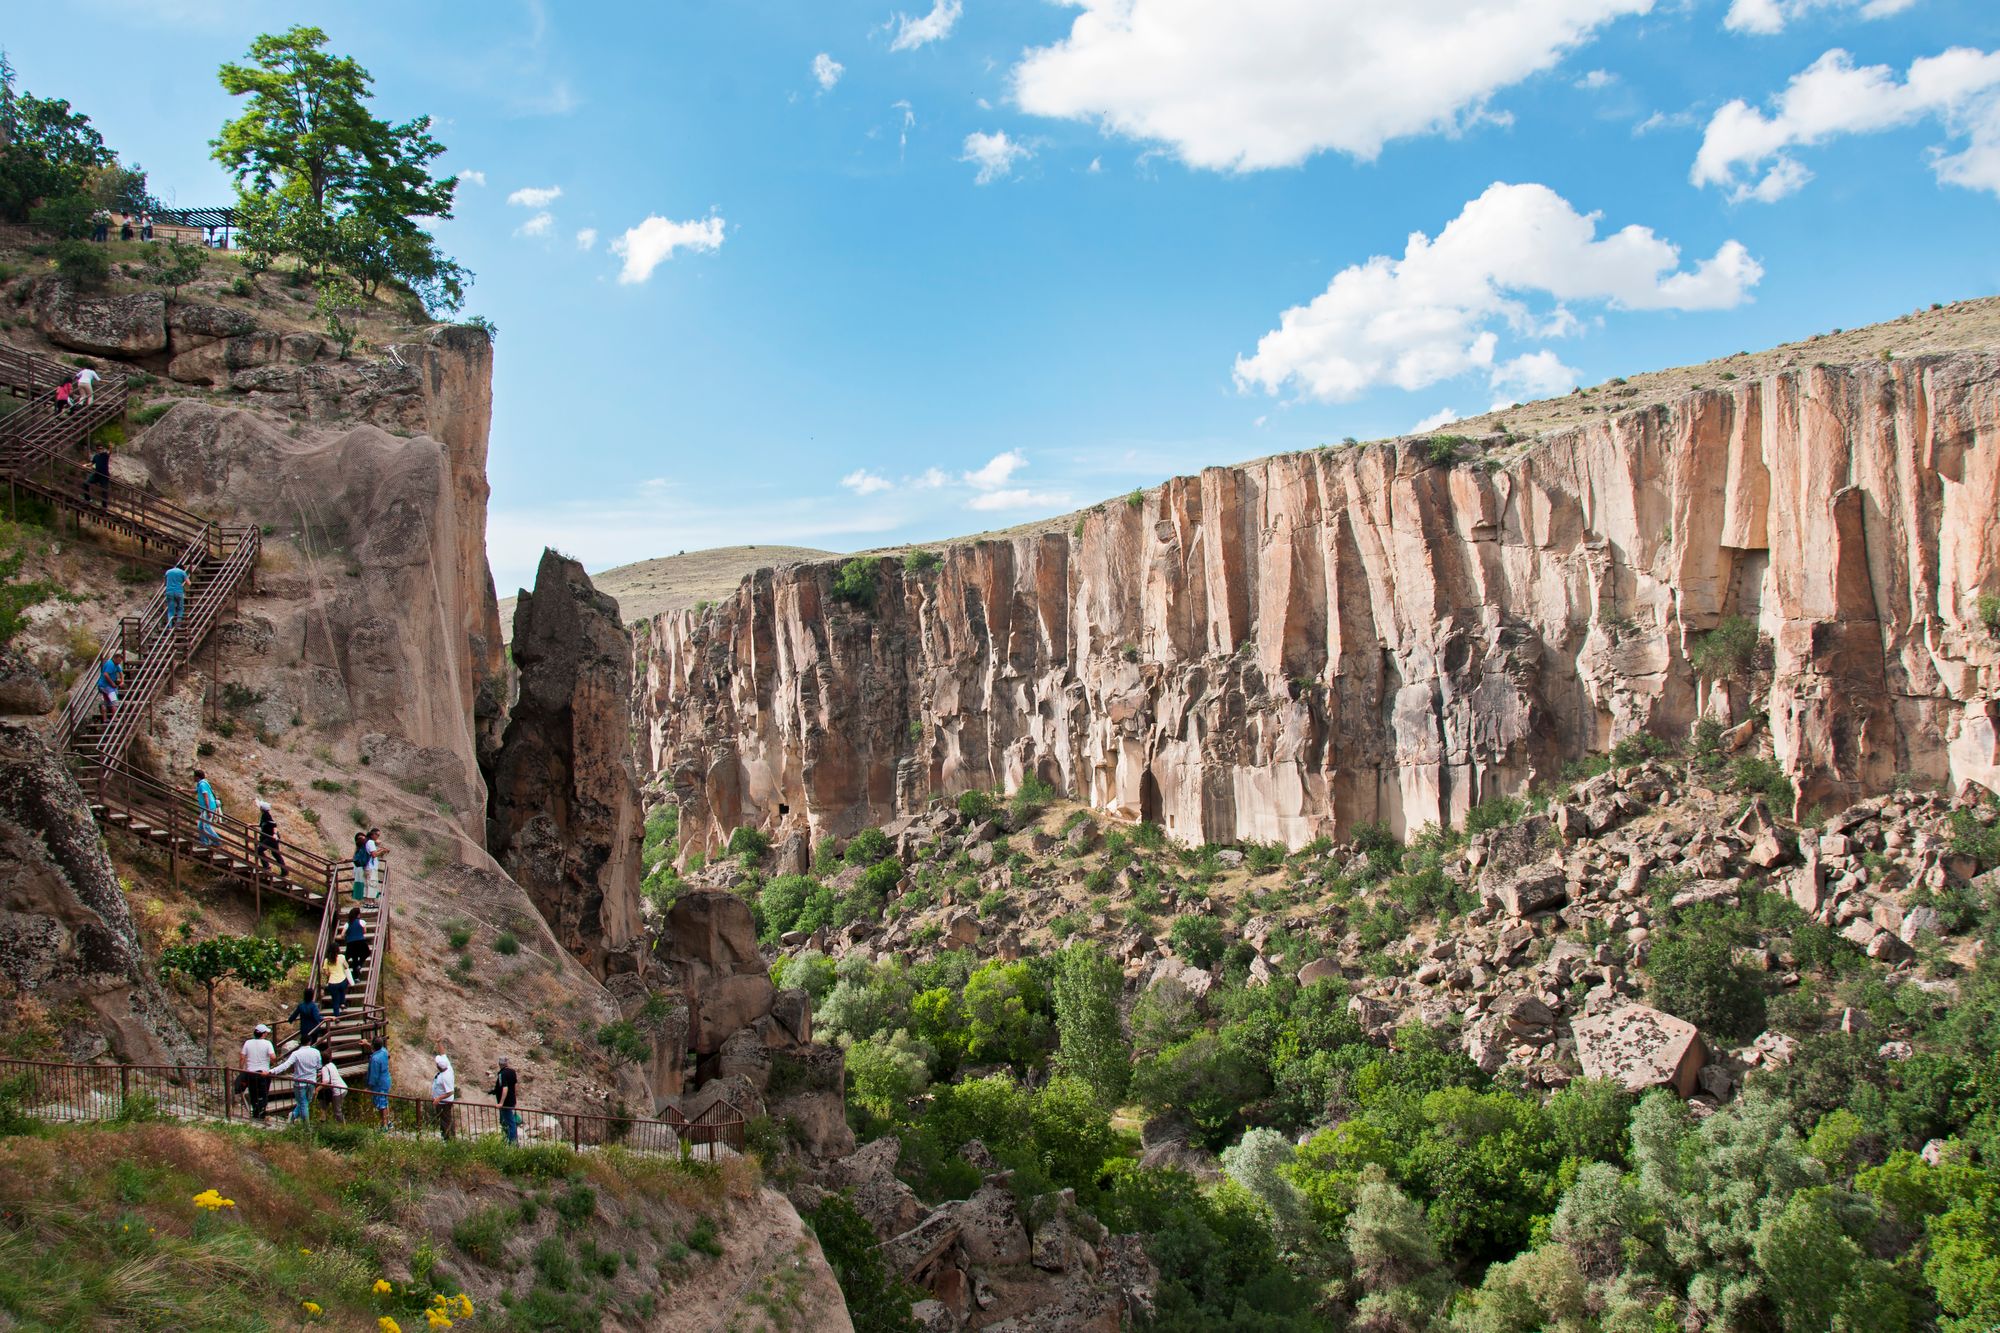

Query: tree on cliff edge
left=213, top=26, right=468, bottom=313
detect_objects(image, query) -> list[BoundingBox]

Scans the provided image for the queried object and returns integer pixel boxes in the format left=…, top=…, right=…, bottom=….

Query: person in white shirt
left=271, top=1041, right=324, bottom=1122
left=430, top=1053, right=456, bottom=1141
left=318, top=1058, right=349, bottom=1122
left=238, top=1023, right=276, bottom=1120
left=74, top=367, right=100, bottom=405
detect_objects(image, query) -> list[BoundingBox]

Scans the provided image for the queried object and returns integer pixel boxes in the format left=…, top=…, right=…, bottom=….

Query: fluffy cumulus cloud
left=841, top=469, right=893, bottom=496
left=889, top=0, right=962, bottom=51
left=961, top=130, right=1032, bottom=183
left=1413, top=406, right=1463, bottom=432
left=458, top=169, right=487, bottom=187
left=1724, top=0, right=1919, bottom=36
left=828, top=451, right=1068, bottom=513
left=507, top=184, right=563, bottom=208
left=1233, top=182, right=1761, bottom=403
left=515, top=211, right=554, bottom=238
left=611, top=215, right=727, bottom=284
left=813, top=52, right=845, bottom=91
left=1011, top=0, right=1653, bottom=171
left=575, top=227, right=597, bottom=251
left=1694, top=47, right=2000, bottom=201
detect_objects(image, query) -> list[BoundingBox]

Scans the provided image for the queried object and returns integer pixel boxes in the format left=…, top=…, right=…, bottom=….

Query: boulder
left=953, top=1184, right=1031, bottom=1267
left=0, top=653, right=52, bottom=715
left=687, top=972, right=776, bottom=1054
left=1297, top=957, right=1341, bottom=987
left=664, top=890, right=765, bottom=974
left=167, top=301, right=259, bottom=341
left=714, top=1026, right=773, bottom=1092
left=1487, top=861, right=1567, bottom=917
left=1571, top=1003, right=1707, bottom=1097
left=770, top=987, right=813, bottom=1045
left=34, top=282, right=165, bottom=357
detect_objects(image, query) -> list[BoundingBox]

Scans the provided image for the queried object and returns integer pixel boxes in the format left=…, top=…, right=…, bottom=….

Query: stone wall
left=640, top=354, right=2000, bottom=852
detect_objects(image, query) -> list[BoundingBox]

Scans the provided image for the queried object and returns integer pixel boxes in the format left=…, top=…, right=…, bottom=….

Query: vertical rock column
left=486, top=550, right=646, bottom=976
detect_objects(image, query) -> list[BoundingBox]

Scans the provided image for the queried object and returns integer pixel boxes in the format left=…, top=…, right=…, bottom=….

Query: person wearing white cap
left=255, top=799, right=287, bottom=881
left=238, top=1022, right=276, bottom=1119
left=430, top=1053, right=456, bottom=1141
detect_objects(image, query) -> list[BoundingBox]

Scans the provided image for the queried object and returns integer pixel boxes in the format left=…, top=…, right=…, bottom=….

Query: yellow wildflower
left=378, top=1319, right=402, bottom=1333
left=373, top=1279, right=394, bottom=1295
left=191, top=1189, right=236, bottom=1211
left=301, top=1300, right=323, bottom=1318
left=425, top=1313, right=453, bottom=1331
left=451, top=1295, right=474, bottom=1319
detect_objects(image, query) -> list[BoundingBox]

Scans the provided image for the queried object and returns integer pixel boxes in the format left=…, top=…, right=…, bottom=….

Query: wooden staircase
left=0, top=343, right=391, bottom=1080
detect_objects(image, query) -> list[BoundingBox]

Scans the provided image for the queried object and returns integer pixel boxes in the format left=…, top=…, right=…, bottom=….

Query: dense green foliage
left=831, top=557, right=880, bottom=608
left=0, top=55, right=144, bottom=224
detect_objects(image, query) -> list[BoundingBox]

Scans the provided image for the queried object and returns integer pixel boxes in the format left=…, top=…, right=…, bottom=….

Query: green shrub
left=594, top=1020, right=649, bottom=1067
left=52, top=240, right=110, bottom=288
left=957, top=790, right=997, bottom=823
left=831, top=558, right=879, bottom=608
left=1979, top=592, right=2000, bottom=637
left=1690, top=615, right=1761, bottom=680
left=1728, top=755, right=1795, bottom=808
left=1009, top=774, right=1057, bottom=823
left=451, top=1204, right=513, bottom=1264
left=1463, top=793, right=1525, bottom=837
left=1127, top=488, right=1145, bottom=509
left=726, top=825, right=770, bottom=864
left=903, top=549, right=940, bottom=574
left=494, top=930, right=520, bottom=956
left=806, top=1195, right=922, bottom=1331
left=844, top=828, right=892, bottom=866
left=1426, top=434, right=1469, bottom=466
left=1645, top=933, right=1766, bottom=1041
left=1169, top=915, right=1226, bottom=969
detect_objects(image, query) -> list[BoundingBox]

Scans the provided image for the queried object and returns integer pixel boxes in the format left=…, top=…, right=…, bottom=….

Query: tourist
left=367, top=1036, right=392, bottom=1128
left=96, top=654, right=122, bottom=722
left=490, top=1056, right=520, bottom=1145
left=256, top=799, right=287, bottom=879
left=365, top=827, right=385, bottom=896
left=139, top=213, right=152, bottom=241
left=53, top=380, right=72, bottom=415
left=342, top=907, right=370, bottom=979
left=74, top=366, right=99, bottom=406
left=163, top=562, right=187, bottom=629
left=324, top=950, right=352, bottom=1017
left=351, top=832, right=370, bottom=901
left=318, top=1056, right=349, bottom=1122
left=91, top=211, right=109, bottom=243
left=430, top=1053, right=456, bottom=1141
left=270, top=1038, right=323, bottom=1122
left=286, top=986, right=323, bottom=1051
left=83, top=440, right=111, bottom=507
left=119, top=218, right=133, bottom=242
left=193, top=769, right=221, bottom=847
left=238, top=1022, right=276, bottom=1119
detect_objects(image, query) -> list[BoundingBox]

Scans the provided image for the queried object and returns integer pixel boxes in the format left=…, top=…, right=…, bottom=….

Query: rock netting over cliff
left=641, top=354, right=2000, bottom=852
left=486, top=550, right=645, bottom=976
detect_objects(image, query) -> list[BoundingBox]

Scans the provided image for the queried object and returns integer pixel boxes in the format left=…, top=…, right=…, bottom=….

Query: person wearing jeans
left=431, top=1053, right=456, bottom=1141
left=271, top=1041, right=323, bottom=1122
left=490, top=1056, right=520, bottom=1145
left=163, top=563, right=187, bottom=629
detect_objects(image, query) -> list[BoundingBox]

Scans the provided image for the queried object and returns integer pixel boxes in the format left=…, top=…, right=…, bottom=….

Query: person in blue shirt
left=96, top=654, right=122, bottom=721
left=367, top=1036, right=392, bottom=1128
left=163, top=563, right=187, bottom=628
left=193, top=768, right=220, bottom=846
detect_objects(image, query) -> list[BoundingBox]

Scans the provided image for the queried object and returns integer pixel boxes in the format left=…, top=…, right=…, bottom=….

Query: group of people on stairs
left=234, top=1019, right=522, bottom=1144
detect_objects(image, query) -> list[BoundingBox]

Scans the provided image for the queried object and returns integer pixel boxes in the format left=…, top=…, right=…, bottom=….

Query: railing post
left=119, top=1064, right=130, bottom=1115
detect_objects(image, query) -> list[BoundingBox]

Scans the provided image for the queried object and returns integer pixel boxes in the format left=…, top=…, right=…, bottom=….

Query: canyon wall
left=639, top=354, right=2000, bottom=853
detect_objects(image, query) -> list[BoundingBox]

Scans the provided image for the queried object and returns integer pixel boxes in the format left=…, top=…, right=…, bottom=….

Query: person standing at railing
left=490, top=1056, right=520, bottom=1145
left=365, top=827, right=385, bottom=898
left=350, top=832, right=370, bottom=901
left=367, top=1036, right=392, bottom=1128
left=97, top=654, right=122, bottom=722
left=84, top=440, right=111, bottom=508
left=431, top=1053, right=456, bottom=1141
left=256, top=800, right=288, bottom=880
left=270, top=1038, right=323, bottom=1122
left=238, top=1022, right=276, bottom=1120
left=74, top=367, right=99, bottom=406
left=317, top=1056, right=349, bottom=1122
left=164, top=562, right=188, bottom=630
left=193, top=769, right=221, bottom=847
left=325, top=950, right=352, bottom=1017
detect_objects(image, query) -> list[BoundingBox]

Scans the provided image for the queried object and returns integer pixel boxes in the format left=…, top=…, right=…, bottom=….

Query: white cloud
left=889, top=0, right=962, bottom=51
left=1491, top=348, right=1581, bottom=398
left=611, top=214, right=727, bottom=284
left=966, top=488, right=1071, bottom=512
left=961, top=130, right=1031, bottom=183
left=1694, top=47, right=2000, bottom=200
left=1011, top=0, right=1653, bottom=171
left=1635, top=107, right=1702, bottom=136
left=1086, top=156, right=1103, bottom=173
left=1724, top=0, right=1920, bottom=36
left=575, top=227, right=598, bottom=251
left=914, top=467, right=948, bottom=488
left=963, top=451, right=1026, bottom=490
left=1576, top=69, right=1617, bottom=90
left=458, top=169, right=487, bottom=186
left=507, top=184, right=563, bottom=208
left=1413, top=407, right=1462, bottom=432
left=1234, top=181, right=1761, bottom=403
left=813, top=53, right=845, bottom=91
left=515, top=211, right=554, bottom=238
left=841, top=469, right=894, bottom=496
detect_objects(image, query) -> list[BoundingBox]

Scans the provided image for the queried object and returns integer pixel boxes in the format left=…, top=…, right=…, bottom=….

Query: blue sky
left=9, top=0, right=1999, bottom=591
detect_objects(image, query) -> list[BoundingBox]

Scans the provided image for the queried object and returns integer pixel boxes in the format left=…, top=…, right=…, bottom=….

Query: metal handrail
left=0, top=1056, right=745, bottom=1153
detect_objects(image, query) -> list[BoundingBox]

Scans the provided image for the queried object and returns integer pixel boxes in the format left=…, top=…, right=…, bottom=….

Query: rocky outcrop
left=486, top=550, right=645, bottom=975
left=32, top=281, right=166, bottom=357
left=1572, top=1004, right=1707, bottom=1097
left=0, top=722, right=193, bottom=1064
left=640, top=354, right=2000, bottom=852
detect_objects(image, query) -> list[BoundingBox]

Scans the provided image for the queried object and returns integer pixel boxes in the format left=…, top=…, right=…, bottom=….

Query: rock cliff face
left=486, top=550, right=645, bottom=975
left=0, top=722, right=194, bottom=1065
left=640, top=354, right=2000, bottom=853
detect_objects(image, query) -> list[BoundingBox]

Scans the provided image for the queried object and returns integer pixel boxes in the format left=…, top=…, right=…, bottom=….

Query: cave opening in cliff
left=1140, top=768, right=1163, bottom=825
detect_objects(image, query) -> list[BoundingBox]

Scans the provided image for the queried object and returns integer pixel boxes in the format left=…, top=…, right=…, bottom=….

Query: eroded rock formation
left=641, top=354, right=2000, bottom=851
left=486, top=550, right=645, bottom=975
left=0, top=722, right=194, bottom=1065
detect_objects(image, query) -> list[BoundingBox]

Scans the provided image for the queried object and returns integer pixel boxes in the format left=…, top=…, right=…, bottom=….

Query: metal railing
left=0, top=1057, right=745, bottom=1154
